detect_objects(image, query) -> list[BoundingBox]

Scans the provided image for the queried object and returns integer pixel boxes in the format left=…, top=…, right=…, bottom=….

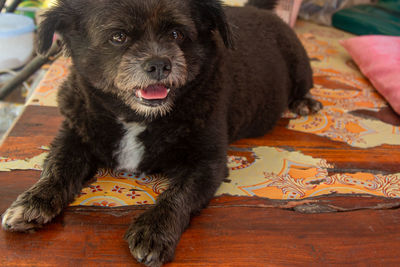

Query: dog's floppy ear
left=191, top=0, right=234, bottom=49
left=37, top=1, right=75, bottom=56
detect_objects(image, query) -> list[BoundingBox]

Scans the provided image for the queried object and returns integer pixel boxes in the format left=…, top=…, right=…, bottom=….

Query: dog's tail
left=246, top=0, right=278, bottom=10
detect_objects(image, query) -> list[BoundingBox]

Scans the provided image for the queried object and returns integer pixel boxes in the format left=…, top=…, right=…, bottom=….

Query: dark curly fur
left=2, top=0, right=322, bottom=266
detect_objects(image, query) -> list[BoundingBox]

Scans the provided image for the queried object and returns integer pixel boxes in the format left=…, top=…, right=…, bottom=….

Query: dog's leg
left=289, top=93, right=323, bottom=116
left=125, top=160, right=225, bottom=267
left=1, top=124, right=97, bottom=232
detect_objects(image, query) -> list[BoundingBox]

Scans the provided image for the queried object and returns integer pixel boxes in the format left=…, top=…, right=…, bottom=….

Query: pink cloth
left=341, top=35, right=400, bottom=114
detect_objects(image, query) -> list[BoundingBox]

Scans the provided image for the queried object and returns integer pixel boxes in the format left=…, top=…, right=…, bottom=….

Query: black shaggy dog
left=2, top=0, right=322, bottom=266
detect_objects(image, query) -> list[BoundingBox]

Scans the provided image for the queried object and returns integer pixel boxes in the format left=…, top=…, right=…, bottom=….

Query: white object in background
left=0, top=13, right=35, bottom=70
left=222, top=0, right=303, bottom=28
left=275, top=0, right=303, bottom=27
left=224, top=0, right=248, bottom=6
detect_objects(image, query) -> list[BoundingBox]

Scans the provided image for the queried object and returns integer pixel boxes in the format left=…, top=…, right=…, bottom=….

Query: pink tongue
left=140, top=85, right=168, bottom=100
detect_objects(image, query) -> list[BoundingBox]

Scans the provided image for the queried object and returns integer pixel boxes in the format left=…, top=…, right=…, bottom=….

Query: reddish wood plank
left=1, top=204, right=400, bottom=266
left=0, top=106, right=62, bottom=158
left=0, top=170, right=40, bottom=211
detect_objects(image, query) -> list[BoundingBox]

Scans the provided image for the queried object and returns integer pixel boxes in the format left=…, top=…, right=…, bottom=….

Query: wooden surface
left=1, top=105, right=400, bottom=266
left=2, top=197, right=400, bottom=266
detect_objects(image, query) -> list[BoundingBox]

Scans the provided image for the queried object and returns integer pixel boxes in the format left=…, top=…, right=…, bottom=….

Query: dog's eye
left=110, top=32, right=128, bottom=45
left=170, top=30, right=184, bottom=42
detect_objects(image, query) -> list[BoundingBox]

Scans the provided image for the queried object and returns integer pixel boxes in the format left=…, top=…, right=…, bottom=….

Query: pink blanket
left=341, top=35, right=400, bottom=114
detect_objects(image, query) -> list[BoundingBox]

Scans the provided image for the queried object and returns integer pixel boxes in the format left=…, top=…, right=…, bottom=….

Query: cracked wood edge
left=66, top=193, right=400, bottom=215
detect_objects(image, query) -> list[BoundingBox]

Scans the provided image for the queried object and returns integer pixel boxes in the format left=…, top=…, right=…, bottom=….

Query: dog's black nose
left=143, top=57, right=172, bottom=80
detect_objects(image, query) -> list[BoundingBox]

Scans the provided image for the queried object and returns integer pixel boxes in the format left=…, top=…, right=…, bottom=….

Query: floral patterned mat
left=3, top=146, right=399, bottom=207
left=2, top=19, right=399, bottom=206
left=290, top=22, right=400, bottom=148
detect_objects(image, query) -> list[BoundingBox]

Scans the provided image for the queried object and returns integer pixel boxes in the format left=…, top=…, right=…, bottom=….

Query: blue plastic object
left=0, top=13, right=35, bottom=38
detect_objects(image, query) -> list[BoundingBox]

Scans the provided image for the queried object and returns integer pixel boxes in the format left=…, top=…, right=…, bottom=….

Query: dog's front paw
left=2, top=191, right=62, bottom=232
left=125, top=212, right=177, bottom=267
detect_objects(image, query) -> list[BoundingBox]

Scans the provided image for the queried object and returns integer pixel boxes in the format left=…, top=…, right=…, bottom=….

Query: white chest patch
left=114, top=122, right=146, bottom=172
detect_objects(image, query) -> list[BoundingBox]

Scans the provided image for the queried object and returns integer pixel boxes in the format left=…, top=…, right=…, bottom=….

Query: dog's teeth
left=137, top=90, right=143, bottom=99
left=167, top=89, right=170, bottom=93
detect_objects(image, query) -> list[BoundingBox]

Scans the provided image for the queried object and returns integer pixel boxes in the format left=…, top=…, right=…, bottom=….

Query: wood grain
left=1, top=105, right=400, bottom=266
left=0, top=106, right=62, bottom=158
left=1, top=202, right=400, bottom=266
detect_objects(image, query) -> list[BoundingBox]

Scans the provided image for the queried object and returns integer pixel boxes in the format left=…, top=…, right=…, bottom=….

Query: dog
left=1, top=0, right=322, bottom=266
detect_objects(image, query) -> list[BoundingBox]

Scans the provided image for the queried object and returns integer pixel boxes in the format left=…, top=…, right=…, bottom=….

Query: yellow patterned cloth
left=69, top=147, right=400, bottom=206
left=3, top=20, right=397, bottom=206
left=290, top=21, right=400, bottom=148
left=71, top=171, right=168, bottom=207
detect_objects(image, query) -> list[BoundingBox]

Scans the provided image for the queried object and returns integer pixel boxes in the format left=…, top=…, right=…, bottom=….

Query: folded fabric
left=332, top=4, right=400, bottom=36
left=340, top=35, right=400, bottom=114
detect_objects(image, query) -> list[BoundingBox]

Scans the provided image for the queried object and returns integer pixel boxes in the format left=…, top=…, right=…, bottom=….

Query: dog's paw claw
left=2, top=193, right=60, bottom=232
left=126, top=233, right=165, bottom=267
left=125, top=214, right=176, bottom=267
left=2, top=205, right=38, bottom=232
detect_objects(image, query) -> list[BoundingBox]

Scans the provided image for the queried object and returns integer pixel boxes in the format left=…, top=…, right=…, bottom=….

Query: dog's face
left=38, top=0, right=233, bottom=118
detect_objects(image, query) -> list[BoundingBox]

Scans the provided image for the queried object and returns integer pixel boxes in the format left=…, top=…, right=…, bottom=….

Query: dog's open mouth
left=135, top=84, right=170, bottom=106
